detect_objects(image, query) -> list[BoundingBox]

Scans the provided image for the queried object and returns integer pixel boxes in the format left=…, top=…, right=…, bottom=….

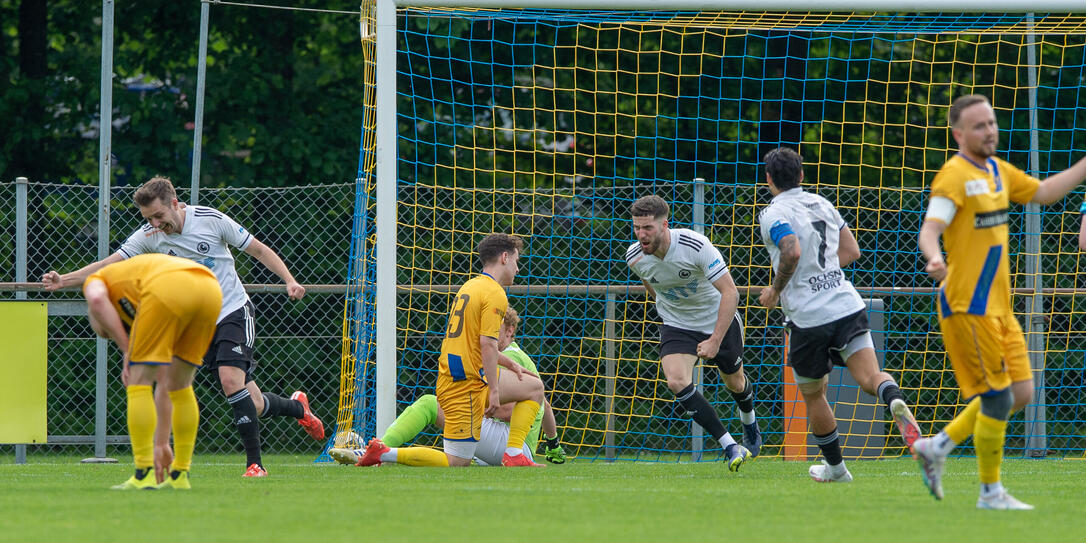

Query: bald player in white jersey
left=755, top=147, right=922, bottom=483
left=42, top=176, right=324, bottom=478
left=626, top=195, right=760, bottom=472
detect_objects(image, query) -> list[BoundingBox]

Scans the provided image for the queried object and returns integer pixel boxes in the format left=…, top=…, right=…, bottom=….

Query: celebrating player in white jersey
left=756, top=147, right=921, bottom=483
left=626, top=195, right=760, bottom=472
left=42, top=176, right=324, bottom=478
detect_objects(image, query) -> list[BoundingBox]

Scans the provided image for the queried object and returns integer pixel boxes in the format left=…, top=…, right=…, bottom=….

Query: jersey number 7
left=812, top=220, right=830, bottom=269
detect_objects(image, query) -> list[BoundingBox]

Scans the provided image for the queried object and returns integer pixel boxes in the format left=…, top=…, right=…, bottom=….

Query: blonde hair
left=502, top=306, right=521, bottom=328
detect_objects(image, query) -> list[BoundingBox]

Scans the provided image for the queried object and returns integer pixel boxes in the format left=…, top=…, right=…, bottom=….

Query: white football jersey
left=626, top=228, right=731, bottom=334
left=118, top=204, right=254, bottom=323
left=758, top=187, right=864, bottom=328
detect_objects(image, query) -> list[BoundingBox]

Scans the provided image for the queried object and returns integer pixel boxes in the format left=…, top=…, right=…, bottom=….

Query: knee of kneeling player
left=980, top=389, right=1014, bottom=421
left=529, top=379, right=545, bottom=403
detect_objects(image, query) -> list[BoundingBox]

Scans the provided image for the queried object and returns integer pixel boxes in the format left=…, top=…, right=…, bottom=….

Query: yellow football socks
left=945, top=397, right=981, bottom=444
left=397, top=447, right=450, bottom=467
left=506, top=400, right=541, bottom=449
left=974, top=412, right=1007, bottom=485
left=169, top=386, right=200, bottom=471
left=126, top=385, right=156, bottom=469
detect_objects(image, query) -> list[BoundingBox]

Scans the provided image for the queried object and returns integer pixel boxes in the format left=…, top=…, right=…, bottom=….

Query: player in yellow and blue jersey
left=916, top=94, right=1086, bottom=509
left=83, top=253, right=222, bottom=490
left=354, top=234, right=546, bottom=467
left=329, top=306, right=568, bottom=466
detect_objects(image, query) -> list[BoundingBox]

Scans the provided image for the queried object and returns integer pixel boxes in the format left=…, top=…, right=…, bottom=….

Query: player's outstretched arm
left=244, top=238, right=305, bottom=300
left=918, top=220, right=948, bottom=282
left=42, top=252, right=124, bottom=291
left=541, top=400, right=568, bottom=464
left=837, top=226, right=861, bottom=267
left=640, top=279, right=656, bottom=300
left=759, top=234, right=800, bottom=308
left=480, top=335, right=503, bottom=417
left=542, top=400, right=557, bottom=437
left=698, top=272, right=739, bottom=360
left=1031, top=156, right=1086, bottom=204
left=1079, top=210, right=1086, bottom=251
left=153, top=383, right=174, bottom=484
left=83, top=278, right=129, bottom=352
left=497, top=353, right=535, bottom=379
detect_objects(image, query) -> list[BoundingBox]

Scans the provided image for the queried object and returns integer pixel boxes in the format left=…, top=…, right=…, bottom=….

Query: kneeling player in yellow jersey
left=358, top=234, right=544, bottom=467
left=916, top=94, right=1086, bottom=509
left=83, top=253, right=222, bottom=490
left=330, top=307, right=568, bottom=466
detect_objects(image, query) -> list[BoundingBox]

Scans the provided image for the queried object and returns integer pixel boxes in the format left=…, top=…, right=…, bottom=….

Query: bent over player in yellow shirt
left=356, top=233, right=546, bottom=467
left=915, top=94, right=1086, bottom=509
left=83, top=253, right=222, bottom=489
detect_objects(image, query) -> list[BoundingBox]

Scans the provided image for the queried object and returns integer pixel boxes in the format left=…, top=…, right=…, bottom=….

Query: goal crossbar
left=396, top=1, right=1086, bottom=13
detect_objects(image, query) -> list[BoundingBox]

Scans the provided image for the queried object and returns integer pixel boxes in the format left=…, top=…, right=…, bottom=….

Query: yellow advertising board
left=0, top=301, right=47, bottom=444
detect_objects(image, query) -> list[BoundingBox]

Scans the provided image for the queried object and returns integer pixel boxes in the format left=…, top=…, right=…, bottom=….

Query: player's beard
left=641, top=235, right=660, bottom=255
left=972, top=136, right=998, bottom=159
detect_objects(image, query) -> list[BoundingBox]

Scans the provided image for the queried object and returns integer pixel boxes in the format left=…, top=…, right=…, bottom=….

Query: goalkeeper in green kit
left=330, top=306, right=567, bottom=466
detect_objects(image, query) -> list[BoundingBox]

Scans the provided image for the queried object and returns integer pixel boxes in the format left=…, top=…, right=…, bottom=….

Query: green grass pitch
left=2, top=455, right=1083, bottom=541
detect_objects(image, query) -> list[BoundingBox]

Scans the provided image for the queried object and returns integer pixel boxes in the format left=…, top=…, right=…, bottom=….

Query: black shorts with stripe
left=659, top=312, right=745, bottom=375
left=787, top=309, right=869, bottom=380
left=202, top=301, right=257, bottom=382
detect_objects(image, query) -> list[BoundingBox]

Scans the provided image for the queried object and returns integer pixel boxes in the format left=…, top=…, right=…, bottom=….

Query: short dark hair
left=477, top=233, right=523, bottom=266
left=764, top=147, right=804, bottom=190
left=629, top=195, right=669, bottom=220
left=133, top=176, right=177, bottom=207
left=948, top=94, right=990, bottom=126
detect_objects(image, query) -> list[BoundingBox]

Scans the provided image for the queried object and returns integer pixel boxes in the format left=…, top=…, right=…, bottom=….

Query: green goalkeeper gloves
left=543, top=435, right=567, bottom=464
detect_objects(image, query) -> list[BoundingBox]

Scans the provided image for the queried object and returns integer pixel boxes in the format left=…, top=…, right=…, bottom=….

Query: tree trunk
left=13, top=0, right=48, bottom=181
left=18, top=0, right=47, bottom=78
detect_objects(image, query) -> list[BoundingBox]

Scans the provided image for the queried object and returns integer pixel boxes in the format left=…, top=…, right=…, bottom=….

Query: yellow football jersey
left=929, top=154, right=1039, bottom=317
left=85, top=253, right=217, bottom=327
left=438, top=273, right=508, bottom=384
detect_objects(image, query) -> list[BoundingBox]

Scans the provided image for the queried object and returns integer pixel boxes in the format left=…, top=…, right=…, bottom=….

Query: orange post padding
left=781, top=331, right=809, bottom=460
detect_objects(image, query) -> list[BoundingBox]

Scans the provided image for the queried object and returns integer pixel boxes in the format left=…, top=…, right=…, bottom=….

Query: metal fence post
left=15, top=176, right=28, bottom=464
left=85, top=0, right=119, bottom=465
left=1023, top=16, right=1047, bottom=456
left=690, top=179, right=706, bottom=461
left=604, top=291, right=617, bottom=462
left=190, top=0, right=210, bottom=205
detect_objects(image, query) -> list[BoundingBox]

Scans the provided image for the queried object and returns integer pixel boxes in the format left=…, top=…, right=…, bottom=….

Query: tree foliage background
left=1, top=0, right=362, bottom=187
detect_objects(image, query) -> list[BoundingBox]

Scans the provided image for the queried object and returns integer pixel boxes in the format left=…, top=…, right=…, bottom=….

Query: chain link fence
left=379, top=181, right=1086, bottom=459
left=7, top=170, right=1084, bottom=461
left=1, top=181, right=353, bottom=458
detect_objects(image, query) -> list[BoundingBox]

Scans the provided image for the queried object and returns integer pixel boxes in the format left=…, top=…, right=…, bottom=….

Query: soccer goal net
left=336, top=1, right=1086, bottom=461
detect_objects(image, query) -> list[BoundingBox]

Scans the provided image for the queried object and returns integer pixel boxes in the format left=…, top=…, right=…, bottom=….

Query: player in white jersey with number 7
left=626, top=195, right=761, bottom=472
left=756, top=147, right=922, bottom=483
